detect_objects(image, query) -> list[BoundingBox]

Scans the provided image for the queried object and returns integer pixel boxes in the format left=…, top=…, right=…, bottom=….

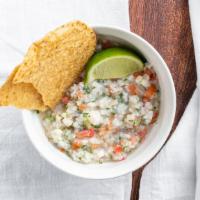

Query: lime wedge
left=84, top=47, right=144, bottom=83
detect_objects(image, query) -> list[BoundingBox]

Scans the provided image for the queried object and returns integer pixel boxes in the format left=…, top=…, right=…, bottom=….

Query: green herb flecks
left=123, top=146, right=129, bottom=153
left=83, top=112, right=91, bottom=129
left=81, top=145, right=93, bottom=153
left=93, top=124, right=101, bottom=129
left=99, top=159, right=103, bottom=164
left=132, top=118, right=141, bottom=126
left=117, top=93, right=124, bottom=103
left=33, top=110, right=40, bottom=114
left=111, top=108, right=116, bottom=115
left=83, top=85, right=91, bottom=94
left=45, top=114, right=56, bottom=122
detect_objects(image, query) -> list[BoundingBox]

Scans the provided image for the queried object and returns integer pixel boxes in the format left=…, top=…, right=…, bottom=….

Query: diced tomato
left=128, top=84, right=138, bottom=95
left=114, top=145, right=122, bottom=154
left=144, top=68, right=156, bottom=80
left=131, top=135, right=138, bottom=144
left=77, top=91, right=84, bottom=98
left=102, top=40, right=112, bottom=49
left=98, top=126, right=108, bottom=136
left=133, top=71, right=144, bottom=77
left=76, top=128, right=95, bottom=139
left=88, top=128, right=95, bottom=136
left=143, top=84, right=157, bottom=100
left=59, top=147, right=65, bottom=152
left=150, top=111, right=159, bottom=124
left=61, top=96, right=69, bottom=104
left=72, top=141, right=81, bottom=150
left=142, top=96, right=149, bottom=102
left=78, top=103, right=87, bottom=111
left=91, top=143, right=102, bottom=149
left=138, top=128, right=147, bottom=141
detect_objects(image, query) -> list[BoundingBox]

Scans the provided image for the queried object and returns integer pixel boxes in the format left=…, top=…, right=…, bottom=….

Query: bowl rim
left=22, top=25, right=176, bottom=179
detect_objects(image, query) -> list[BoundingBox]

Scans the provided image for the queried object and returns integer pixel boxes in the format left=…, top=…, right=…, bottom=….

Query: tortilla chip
left=0, top=66, right=46, bottom=111
left=0, top=21, right=96, bottom=111
left=14, top=20, right=96, bottom=109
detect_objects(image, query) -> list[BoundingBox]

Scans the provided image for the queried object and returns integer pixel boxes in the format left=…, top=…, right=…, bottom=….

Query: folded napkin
left=0, top=1, right=132, bottom=200
left=139, top=0, right=200, bottom=199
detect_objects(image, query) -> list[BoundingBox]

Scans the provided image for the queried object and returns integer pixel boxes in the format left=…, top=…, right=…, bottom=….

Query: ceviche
left=41, top=61, right=160, bottom=163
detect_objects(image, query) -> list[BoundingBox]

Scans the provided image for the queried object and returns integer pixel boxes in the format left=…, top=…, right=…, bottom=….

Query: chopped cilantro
left=135, top=108, right=140, bottom=112
left=123, top=146, right=129, bottom=152
left=93, top=124, right=101, bottom=128
left=83, top=113, right=91, bottom=128
left=111, top=108, right=116, bottom=115
left=34, top=110, right=40, bottom=114
left=83, top=85, right=91, bottom=94
left=117, top=93, right=124, bottom=103
left=132, top=118, right=141, bottom=126
left=83, top=112, right=89, bottom=117
left=81, top=145, right=93, bottom=153
left=99, top=159, right=103, bottom=164
left=78, top=157, right=82, bottom=160
left=45, top=114, right=56, bottom=122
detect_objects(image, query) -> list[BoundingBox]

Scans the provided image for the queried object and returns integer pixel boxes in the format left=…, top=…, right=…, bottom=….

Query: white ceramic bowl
left=23, top=26, right=176, bottom=179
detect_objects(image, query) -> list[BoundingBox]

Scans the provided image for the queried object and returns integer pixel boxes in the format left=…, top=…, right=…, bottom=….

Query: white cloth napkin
left=139, top=0, right=200, bottom=199
left=0, top=0, right=129, bottom=76
left=139, top=91, right=198, bottom=200
left=0, top=1, right=132, bottom=200
left=189, top=1, right=200, bottom=199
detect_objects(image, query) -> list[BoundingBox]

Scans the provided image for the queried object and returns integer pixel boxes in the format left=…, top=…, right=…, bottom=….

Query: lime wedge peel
left=84, top=47, right=144, bottom=83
